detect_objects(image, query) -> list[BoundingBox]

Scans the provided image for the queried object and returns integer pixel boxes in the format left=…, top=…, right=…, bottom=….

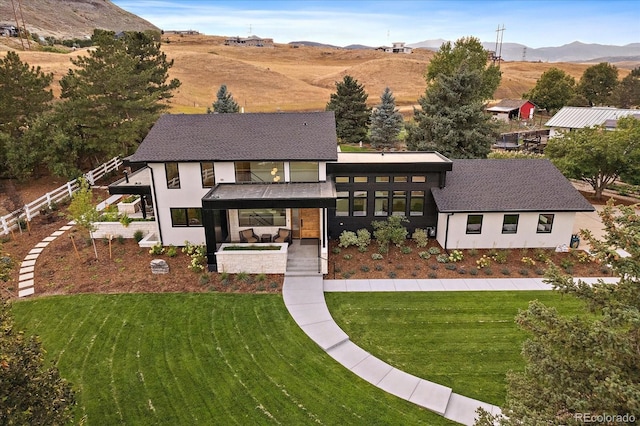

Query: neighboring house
left=225, top=35, right=274, bottom=47
left=111, top=112, right=593, bottom=272
left=486, top=99, right=536, bottom=122
left=545, top=106, right=640, bottom=137
left=377, top=42, right=412, bottom=54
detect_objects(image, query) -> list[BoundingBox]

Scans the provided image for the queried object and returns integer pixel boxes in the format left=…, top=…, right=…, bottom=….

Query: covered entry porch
left=201, top=181, right=336, bottom=273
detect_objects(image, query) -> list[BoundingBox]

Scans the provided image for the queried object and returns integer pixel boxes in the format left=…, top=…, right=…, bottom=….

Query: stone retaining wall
left=216, top=243, right=288, bottom=273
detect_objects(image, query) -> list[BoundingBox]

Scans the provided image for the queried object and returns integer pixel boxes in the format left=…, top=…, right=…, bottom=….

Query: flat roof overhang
left=108, top=167, right=152, bottom=195
left=329, top=152, right=453, bottom=173
left=202, top=181, right=337, bottom=209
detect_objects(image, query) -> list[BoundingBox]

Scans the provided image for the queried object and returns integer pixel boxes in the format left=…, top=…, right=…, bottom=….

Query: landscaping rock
left=150, top=259, right=169, bottom=274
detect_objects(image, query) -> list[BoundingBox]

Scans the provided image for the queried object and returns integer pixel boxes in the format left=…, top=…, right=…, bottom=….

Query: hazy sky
left=111, top=0, right=640, bottom=48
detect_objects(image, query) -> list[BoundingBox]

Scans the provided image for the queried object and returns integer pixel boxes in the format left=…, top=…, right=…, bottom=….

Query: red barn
left=487, top=99, right=536, bottom=121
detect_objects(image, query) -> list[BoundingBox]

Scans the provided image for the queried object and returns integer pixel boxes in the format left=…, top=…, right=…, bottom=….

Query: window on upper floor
left=165, top=163, right=180, bottom=189
left=201, top=162, right=214, bottom=188
left=235, top=161, right=284, bottom=183
left=289, top=162, right=319, bottom=182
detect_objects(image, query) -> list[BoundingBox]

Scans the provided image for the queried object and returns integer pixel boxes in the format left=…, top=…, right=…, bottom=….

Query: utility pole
left=17, top=0, right=31, bottom=49
left=9, top=0, right=25, bottom=50
left=494, top=24, right=505, bottom=69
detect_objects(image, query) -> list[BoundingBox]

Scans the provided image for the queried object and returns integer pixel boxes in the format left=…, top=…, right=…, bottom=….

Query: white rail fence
left=1, top=157, right=123, bottom=236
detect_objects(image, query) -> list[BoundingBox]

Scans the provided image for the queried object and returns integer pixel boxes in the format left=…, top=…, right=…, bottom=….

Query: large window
left=165, top=163, right=180, bottom=189
left=235, top=161, right=284, bottom=183
left=392, top=191, right=406, bottom=216
left=502, top=214, right=519, bottom=234
left=537, top=214, right=554, bottom=233
left=238, top=209, right=286, bottom=226
left=466, top=215, right=483, bottom=234
left=201, top=162, right=214, bottom=188
left=290, top=162, right=318, bottom=182
left=353, top=191, right=367, bottom=216
left=410, top=191, right=424, bottom=216
left=170, top=208, right=202, bottom=227
left=336, top=191, right=349, bottom=216
left=374, top=191, right=388, bottom=216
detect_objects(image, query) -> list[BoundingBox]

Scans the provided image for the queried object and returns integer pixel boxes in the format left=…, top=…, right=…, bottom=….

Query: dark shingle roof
left=432, top=159, right=594, bottom=212
left=487, top=99, right=530, bottom=110
left=128, top=112, right=338, bottom=162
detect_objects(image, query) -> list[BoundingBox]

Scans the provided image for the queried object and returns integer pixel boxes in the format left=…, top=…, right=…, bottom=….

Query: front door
left=299, top=208, right=320, bottom=239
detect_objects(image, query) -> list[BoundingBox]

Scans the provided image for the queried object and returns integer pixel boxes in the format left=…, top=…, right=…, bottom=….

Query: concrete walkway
left=283, top=275, right=619, bottom=425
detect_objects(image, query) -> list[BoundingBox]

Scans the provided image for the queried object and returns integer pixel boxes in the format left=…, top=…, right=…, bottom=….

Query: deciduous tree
left=577, top=62, right=618, bottom=106
left=545, top=116, right=640, bottom=199
left=477, top=200, right=640, bottom=425
left=326, top=75, right=370, bottom=144
left=523, top=67, right=576, bottom=114
left=609, top=67, right=640, bottom=109
left=369, top=87, right=403, bottom=149
left=0, top=298, right=75, bottom=424
left=208, top=84, right=240, bottom=113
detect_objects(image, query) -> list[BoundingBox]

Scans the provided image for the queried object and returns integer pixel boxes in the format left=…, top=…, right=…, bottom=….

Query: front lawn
left=12, top=294, right=455, bottom=425
left=326, top=291, right=586, bottom=406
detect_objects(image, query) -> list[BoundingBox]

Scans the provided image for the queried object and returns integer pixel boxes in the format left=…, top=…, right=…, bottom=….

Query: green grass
left=339, top=143, right=374, bottom=152
left=325, top=291, right=586, bottom=406
left=12, top=294, right=455, bottom=425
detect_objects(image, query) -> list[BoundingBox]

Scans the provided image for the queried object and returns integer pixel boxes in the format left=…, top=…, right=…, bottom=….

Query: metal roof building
left=545, top=107, right=639, bottom=136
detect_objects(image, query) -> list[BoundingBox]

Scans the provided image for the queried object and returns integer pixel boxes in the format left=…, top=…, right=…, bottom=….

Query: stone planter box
left=117, top=197, right=141, bottom=214
left=216, top=243, right=288, bottom=274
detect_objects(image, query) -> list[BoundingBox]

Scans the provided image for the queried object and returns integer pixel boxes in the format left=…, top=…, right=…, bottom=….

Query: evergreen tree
left=406, top=66, right=498, bottom=158
left=0, top=51, right=53, bottom=179
left=523, top=67, right=576, bottom=114
left=609, top=67, right=640, bottom=109
left=577, top=62, right=618, bottom=106
left=0, top=298, right=75, bottom=424
left=208, top=84, right=240, bottom=113
left=38, top=29, right=180, bottom=177
left=477, top=200, right=640, bottom=425
left=326, top=75, right=370, bottom=144
left=369, top=87, right=403, bottom=149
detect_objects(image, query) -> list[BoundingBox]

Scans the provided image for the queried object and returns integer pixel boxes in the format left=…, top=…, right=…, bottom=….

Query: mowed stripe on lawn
left=13, top=294, right=455, bottom=425
left=325, top=290, right=587, bottom=406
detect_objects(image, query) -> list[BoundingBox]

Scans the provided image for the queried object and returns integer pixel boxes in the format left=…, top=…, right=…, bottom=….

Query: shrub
left=332, top=247, right=341, bottom=254
left=199, top=274, right=210, bottom=285
left=469, top=268, right=478, bottom=276
left=356, top=228, right=371, bottom=250
left=492, top=250, right=508, bottom=264
left=428, top=272, right=437, bottom=279
left=388, top=271, right=397, bottom=278
left=535, top=268, right=545, bottom=275
left=468, top=248, right=479, bottom=257
left=430, top=263, right=439, bottom=271
left=116, top=235, right=125, bottom=244
left=519, top=269, right=530, bottom=276
left=436, top=254, right=449, bottom=263
left=220, top=271, right=229, bottom=283
left=166, top=245, right=177, bottom=257
left=358, top=245, right=368, bottom=253
left=360, top=265, right=370, bottom=273
left=372, top=215, right=408, bottom=247
left=534, top=249, right=549, bottom=262
left=412, top=228, right=429, bottom=248
left=560, top=259, right=575, bottom=271
left=119, top=213, right=133, bottom=227
left=256, top=273, right=267, bottom=282
left=149, top=243, right=164, bottom=255
left=378, top=245, right=388, bottom=254
left=448, top=249, right=464, bottom=263
left=341, top=272, right=352, bottom=279
left=401, top=246, right=412, bottom=254
left=457, top=268, right=466, bottom=274
left=395, top=264, right=404, bottom=270
left=476, top=255, right=491, bottom=269
left=501, top=268, right=511, bottom=276
left=338, top=230, right=358, bottom=248
left=428, top=247, right=441, bottom=255
left=484, top=267, right=493, bottom=275
left=334, top=265, right=342, bottom=273
left=521, top=256, right=536, bottom=266
left=375, top=264, right=384, bottom=271
left=183, top=241, right=206, bottom=272
left=418, top=251, right=431, bottom=260
left=269, top=281, right=279, bottom=289
left=343, top=254, right=353, bottom=260
left=133, top=230, right=144, bottom=243
left=573, top=251, right=591, bottom=264
left=256, top=284, right=266, bottom=291
left=236, top=271, right=249, bottom=282
left=445, top=264, right=457, bottom=270
left=371, top=253, right=384, bottom=260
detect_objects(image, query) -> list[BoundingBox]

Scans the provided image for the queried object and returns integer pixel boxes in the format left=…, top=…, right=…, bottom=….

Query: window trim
left=502, top=214, right=519, bottom=234
left=537, top=214, right=554, bottom=233
left=165, top=162, right=180, bottom=189
left=170, top=207, right=203, bottom=227
left=466, top=214, right=483, bottom=234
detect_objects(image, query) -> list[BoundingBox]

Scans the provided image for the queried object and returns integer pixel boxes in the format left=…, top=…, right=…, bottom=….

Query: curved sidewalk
left=283, top=275, right=618, bottom=425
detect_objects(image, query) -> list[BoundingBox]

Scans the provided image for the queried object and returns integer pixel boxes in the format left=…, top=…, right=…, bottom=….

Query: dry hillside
left=0, top=0, right=158, bottom=40
left=3, top=33, right=634, bottom=114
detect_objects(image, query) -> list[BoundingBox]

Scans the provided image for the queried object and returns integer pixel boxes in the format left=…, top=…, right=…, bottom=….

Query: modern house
left=377, top=42, right=413, bottom=54
left=111, top=111, right=593, bottom=272
left=224, top=35, right=274, bottom=47
left=545, top=106, right=640, bottom=137
left=486, top=99, right=536, bottom=122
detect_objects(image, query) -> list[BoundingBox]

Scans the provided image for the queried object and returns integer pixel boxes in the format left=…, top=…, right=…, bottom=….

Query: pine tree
left=38, top=29, right=180, bottom=177
left=208, top=84, right=240, bottom=113
left=407, top=67, right=498, bottom=158
left=369, top=87, right=403, bottom=149
left=326, top=75, right=370, bottom=144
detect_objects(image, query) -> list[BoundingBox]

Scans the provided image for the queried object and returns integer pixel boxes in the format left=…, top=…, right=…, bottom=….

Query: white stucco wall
left=150, top=162, right=207, bottom=246
left=436, top=211, right=578, bottom=250
left=214, top=162, right=236, bottom=184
